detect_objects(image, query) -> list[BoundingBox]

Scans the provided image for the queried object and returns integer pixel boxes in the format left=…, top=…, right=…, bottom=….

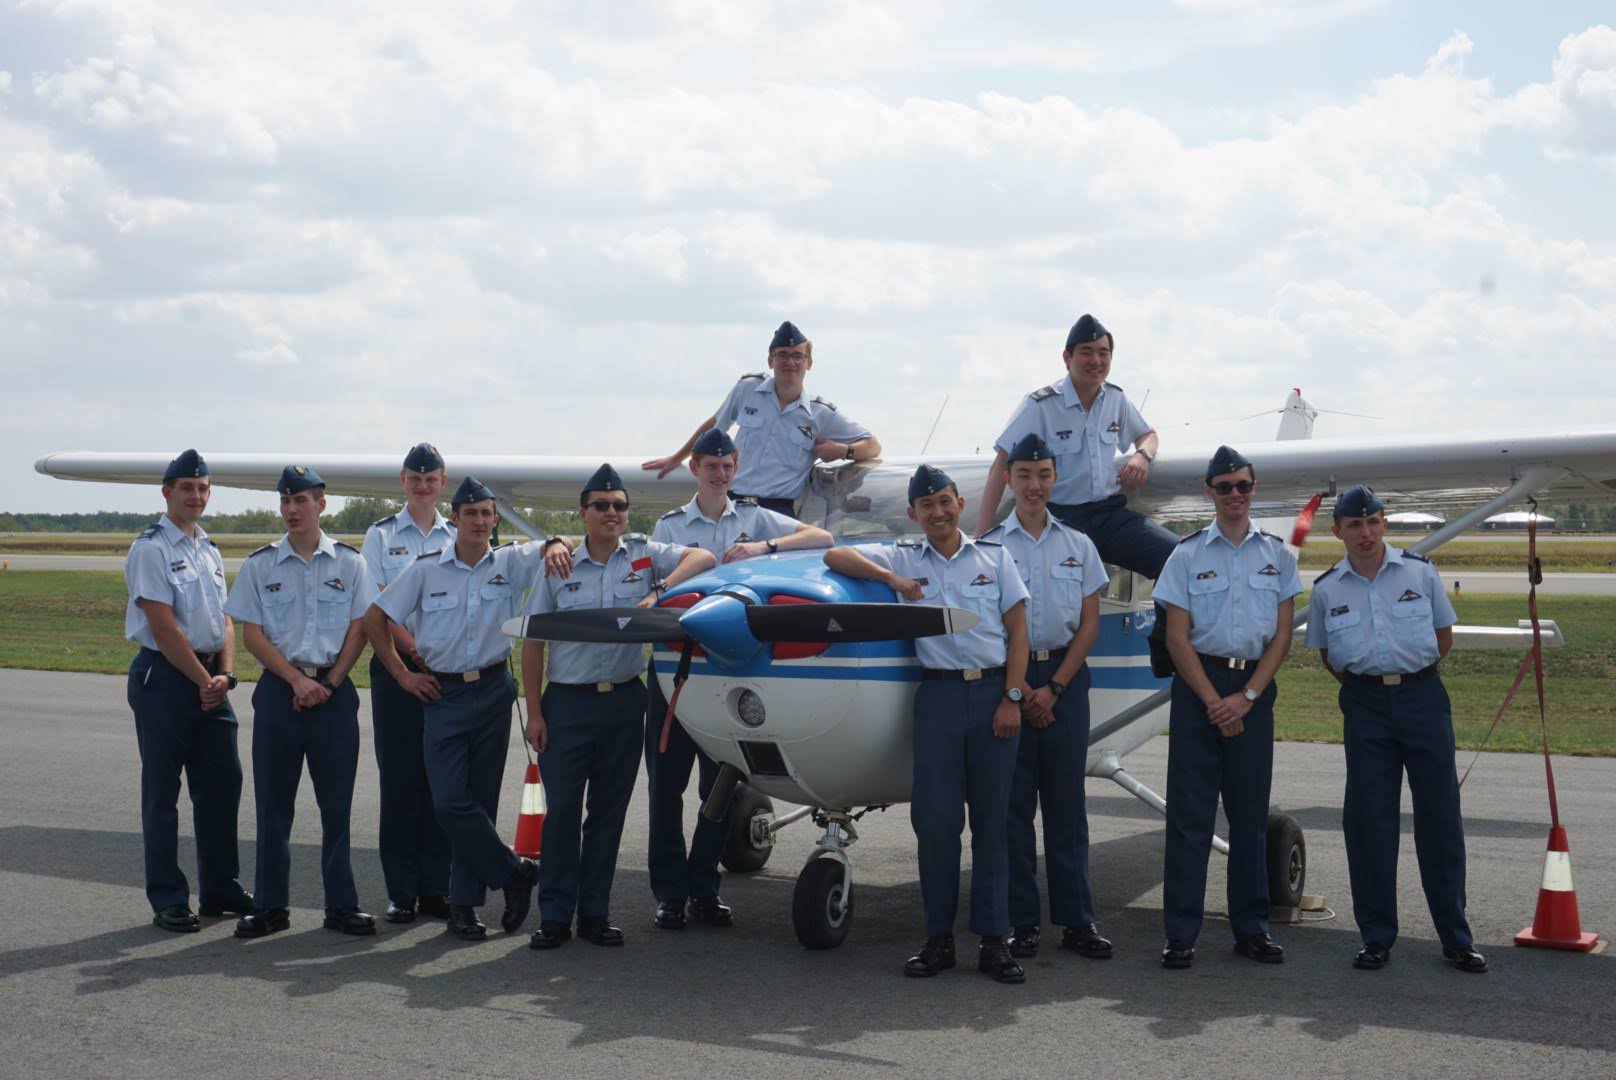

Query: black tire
left=719, top=783, right=775, bottom=874
left=1266, top=813, right=1306, bottom=908
left=792, top=855, right=854, bottom=950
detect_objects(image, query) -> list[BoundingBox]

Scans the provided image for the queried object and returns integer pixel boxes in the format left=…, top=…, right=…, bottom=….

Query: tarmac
left=1, top=667, right=1613, bottom=1079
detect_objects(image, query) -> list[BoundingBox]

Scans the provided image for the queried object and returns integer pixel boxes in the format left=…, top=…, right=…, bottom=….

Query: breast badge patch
left=1195, top=570, right=1218, bottom=581
left=1258, top=564, right=1279, bottom=576
left=1397, top=589, right=1423, bottom=602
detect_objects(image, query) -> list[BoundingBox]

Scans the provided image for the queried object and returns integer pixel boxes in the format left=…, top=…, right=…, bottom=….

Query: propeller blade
left=745, top=603, right=978, bottom=642
left=501, top=609, right=686, bottom=644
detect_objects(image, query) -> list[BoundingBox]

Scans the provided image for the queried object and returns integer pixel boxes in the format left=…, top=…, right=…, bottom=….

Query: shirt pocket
left=1247, top=572, right=1282, bottom=624
left=1186, top=572, right=1229, bottom=627
left=1049, top=559, right=1086, bottom=610
left=1324, top=606, right=1366, bottom=666
left=1391, top=599, right=1435, bottom=652
left=259, top=585, right=295, bottom=635
left=555, top=585, right=592, bottom=610
left=612, top=575, right=651, bottom=604
left=381, top=550, right=413, bottom=577
left=316, top=588, right=350, bottom=629
left=421, top=590, right=461, bottom=628
left=960, top=579, right=1001, bottom=620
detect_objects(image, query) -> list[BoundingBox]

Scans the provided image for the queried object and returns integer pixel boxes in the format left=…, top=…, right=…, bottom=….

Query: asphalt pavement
left=1, top=668, right=1613, bottom=1079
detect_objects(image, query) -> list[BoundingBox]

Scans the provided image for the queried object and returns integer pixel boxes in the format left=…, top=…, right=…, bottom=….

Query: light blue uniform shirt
left=522, top=535, right=689, bottom=685
left=1154, top=524, right=1302, bottom=661
left=224, top=533, right=376, bottom=667
left=124, top=516, right=229, bottom=653
left=995, top=380, right=1151, bottom=506
left=651, top=496, right=799, bottom=557
left=361, top=508, right=455, bottom=634
left=374, top=541, right=544, bottom=673
left=713, top=374, right=871, bottom=499
left=852, top=535, right=1030, bottom=671
left=1305, top=544, right=1456, bottom=676
left=981, top=513, right=1107, bottom=653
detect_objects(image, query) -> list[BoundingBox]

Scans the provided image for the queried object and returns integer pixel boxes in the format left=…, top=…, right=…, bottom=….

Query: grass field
left=0, top=533, right=364, bottom=558
left=1293, top=538, right=1616, bottom=573
left=1, top=570, right=1610, bottom=755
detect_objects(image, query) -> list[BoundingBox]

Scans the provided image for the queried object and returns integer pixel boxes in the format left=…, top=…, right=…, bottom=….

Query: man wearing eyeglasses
left=641, top=320, right=881, bottom=517
left=1151, top=446, right=1300, bottom=971
left=520, top=464, right=715, bottom=950
left=976, top=314, right=1177, bottom=579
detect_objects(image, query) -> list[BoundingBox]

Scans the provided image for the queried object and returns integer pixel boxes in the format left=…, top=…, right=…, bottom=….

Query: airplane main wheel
left=1266, top=813, right=1306, bottom=908
left=719, top=783, right=775, bottom=874
left=792, top=855, right=853, bottom=950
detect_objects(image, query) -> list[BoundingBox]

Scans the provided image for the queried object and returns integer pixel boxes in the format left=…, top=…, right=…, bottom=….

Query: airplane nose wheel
left=720, top=782, right=776, bottom=874
left=792, top=812, right=857, bottom=949
left=1266, top=812, right=1306, bottom=909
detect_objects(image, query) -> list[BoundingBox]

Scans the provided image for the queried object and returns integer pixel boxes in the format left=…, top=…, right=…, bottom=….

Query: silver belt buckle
left=962, top=668, right=983, bottom=682
left=595, top=681, right=613, bottom=693
left=296, top=664, right=318, bottom=677
left=1229, top=658, right=1248, bottom=670
left=1031, top=649, right=1050, bottom=662
left=1383, top=673, right=1402, bottom=685
left=464, top=668, right=482, bottom=682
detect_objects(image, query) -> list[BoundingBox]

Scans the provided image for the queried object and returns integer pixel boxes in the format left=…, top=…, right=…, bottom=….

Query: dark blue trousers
left=912, top=677, right=1019, bottom=938
left=1163, top=661, right=1276, bottom=944
left=370, top=657, right=451, bottom=904
left=249, top=673, right=361, bottom=911
left=733, top=496, right=796, bottom=518
left=1050, top=494, right=1178, bottom=579
left=422, top=671, right=518, bottom=907
left=537, top=680, right=645, bottom=923
left=645, top=660, right=729, bottom=903
left=1008, top=661, right=1094, bottom=930
left=1340, top=676, right=1473, bottom=951
left=127, top=649, right=244, bottom=911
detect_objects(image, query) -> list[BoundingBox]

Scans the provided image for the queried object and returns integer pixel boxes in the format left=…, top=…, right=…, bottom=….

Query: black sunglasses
left=587, top=499, right=630, bottom=513
left=1210, top=480, right=1255, bottom=495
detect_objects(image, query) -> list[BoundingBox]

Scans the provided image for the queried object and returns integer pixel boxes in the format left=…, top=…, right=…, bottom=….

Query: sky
left=4, top=0, right=1615, bottom=514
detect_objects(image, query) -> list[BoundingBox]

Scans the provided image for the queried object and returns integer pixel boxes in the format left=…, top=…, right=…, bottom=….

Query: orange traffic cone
left=512, top=763, right=546, bottom=859
left=1515, top=825, right=1599, bottom=951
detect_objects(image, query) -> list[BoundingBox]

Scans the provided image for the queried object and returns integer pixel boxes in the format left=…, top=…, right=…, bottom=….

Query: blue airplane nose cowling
left=678, top=587, right=765, bottom=668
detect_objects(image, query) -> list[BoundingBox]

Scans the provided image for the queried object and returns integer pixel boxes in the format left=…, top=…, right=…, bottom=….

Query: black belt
left=1029, top=646, right=1067, bottom=664
left=429, top=662, right=508, bottom=684
left=1350, top=664, right=1439, bottom=687
left=141, top=647, right=220, bottom=674
left=1050, top=494, right=1127, bottom=514
left=550, top=679, right=638, bottom=693
left=920, top=665, right=1007, bottom=682
left=1197, top=652, right=1258, bottom=671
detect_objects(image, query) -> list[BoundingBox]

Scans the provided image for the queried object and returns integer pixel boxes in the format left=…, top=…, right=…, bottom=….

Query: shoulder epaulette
left=624, top=532, right=649, bottom=544
left=740, top=371, right=766, bottom=381
left=415, top=549, right=442, bottom=561
left=1029, top=384, right=1059, bottom=402
left=810, top=395, right=837, bottom=411
left=1177, top=528, right=1206, bottom=545
left=1257, top=529, right=1283, bottom=542
left=1403, top=551, right=1431, bottom=564
left=1313, top=567, right=1338, bottom=585
left=136, top=522, right=161, bottom=540
left=733, top=496, right=758, bottom=506
left=980, top=524, right=1005, bottom=539
left=1104, top=380, right=1124, bottom=393
left=247, top=543, right=275, bottom=558
left=658, top=507, right=682, bottom=520
left=335, top=541, right=361, bottom=555
left=975, top=538, right=1003, bottom=547
left=206, top=537, right=220, bottom=548
left=369, top=513, right=395, bottom=529
left=895, top=539, right=923, bottom=549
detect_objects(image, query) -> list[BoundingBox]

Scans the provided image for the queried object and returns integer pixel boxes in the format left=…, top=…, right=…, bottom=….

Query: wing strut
left=1408, top=466, right=1560, bottom=556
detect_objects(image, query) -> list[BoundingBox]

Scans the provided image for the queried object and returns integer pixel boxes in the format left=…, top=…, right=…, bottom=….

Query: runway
left=1, top=668, right=1612, bottom=1079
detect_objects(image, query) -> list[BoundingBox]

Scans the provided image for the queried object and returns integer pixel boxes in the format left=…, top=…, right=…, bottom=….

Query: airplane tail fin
left=1275, top=388, right=1318, bottom=441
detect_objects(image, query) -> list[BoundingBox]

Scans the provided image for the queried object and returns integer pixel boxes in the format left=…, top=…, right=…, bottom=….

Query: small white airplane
left=37, top=391, right=1616, bottom=948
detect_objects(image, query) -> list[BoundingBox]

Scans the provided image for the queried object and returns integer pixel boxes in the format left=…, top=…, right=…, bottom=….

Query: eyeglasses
left=1210, top=480, right=1255, bottom=495
left=771, top=350, right=808, bottom=363
left=587, top=500, right=630, bottom=513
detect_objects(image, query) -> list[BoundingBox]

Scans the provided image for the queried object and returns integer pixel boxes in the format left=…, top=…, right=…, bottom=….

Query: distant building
left=1387, top=511, right=1444, bottom=532
left=1483, top=511, right=1556, bottom=532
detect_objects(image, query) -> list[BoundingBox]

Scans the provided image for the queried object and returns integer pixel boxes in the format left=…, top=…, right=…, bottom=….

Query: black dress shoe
left=198, top=891, right=254, bottom=917
left=385, top=900, right=417, bottom=924
left=978, top=938, right=1026, bottom=984
left=1353, top=943, right=1391, bottom=970
left=323, top=907, right=378, bottom=936
left=1061, top=923, right=1114, bottom=959
left=1008, top=924, right=1040, bottom=958
left=577, top=916, right=624, bottom=946
left=416, top=895, right=452, bottom=919
left=529, top=920, right=573, bottom=950
left=1161, top=940, right=1195, bottom=969
left=654, top=900, right=687, bottom=930
left=904, top=935, right=956, bottom=977
left=446, top=905, right=487, bottom=941
left=501, top=857, right=540, bottom=933
left=234, top=909, right=290, bottom=939
left=1233, top=933, right=1285, bottom=964
left=1442, top=945, right=1489, bottom=973
left=687, top=895, right=733, bottom=927
left=152, top=904, right=200, bottom=933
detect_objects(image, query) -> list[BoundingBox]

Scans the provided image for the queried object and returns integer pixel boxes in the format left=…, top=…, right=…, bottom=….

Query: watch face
left=1006, top=687, right=1024, bottom=702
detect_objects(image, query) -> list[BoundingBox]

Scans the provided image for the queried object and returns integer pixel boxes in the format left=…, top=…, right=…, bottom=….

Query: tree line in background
left=0, top=497, right=660, bottom=536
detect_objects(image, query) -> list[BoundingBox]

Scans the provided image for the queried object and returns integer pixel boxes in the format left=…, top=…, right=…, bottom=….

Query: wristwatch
left=1048, top=679, right=1066, bottom=698
left=1005, top=687, right=1024, bottom=703
left=224, top=671, right=238, bottom=690
left=318, top=676, right=337, bottom=693
left=1242, top=686, right=1260, bottom=703
left=766, top=538, right=779, bottom=554
left=844, top=443, right=856, bottom=461
left=1136, top=447, right=1156, bottom=464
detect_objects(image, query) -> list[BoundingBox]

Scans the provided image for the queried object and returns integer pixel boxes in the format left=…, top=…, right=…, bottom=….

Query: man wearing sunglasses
left=977, top=314, right=1178, bottom=579
left=364, top=476, right=563, bottom=942
left=520, top=464, right=715, bottom=950
left=1305, top=485, right=1484, bottom=975
left=1152, top=446, right=1300, bottom=970
left=642, top=320, right=881, bottom=517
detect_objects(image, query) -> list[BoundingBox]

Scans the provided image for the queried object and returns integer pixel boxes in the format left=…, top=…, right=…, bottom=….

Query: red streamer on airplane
left=1289, top=491, right=1325, bottom=548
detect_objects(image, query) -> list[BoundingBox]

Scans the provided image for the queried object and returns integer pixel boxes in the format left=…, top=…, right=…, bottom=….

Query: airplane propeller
left=502, top=601, right=978, bottom=646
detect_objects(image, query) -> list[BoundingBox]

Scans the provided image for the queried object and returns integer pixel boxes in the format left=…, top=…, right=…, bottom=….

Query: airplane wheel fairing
left=720, top=783, right=775, bottom=874
left=1266, top=813, right=1306, bottom=908
left=793, top=856, right=853, bottom=950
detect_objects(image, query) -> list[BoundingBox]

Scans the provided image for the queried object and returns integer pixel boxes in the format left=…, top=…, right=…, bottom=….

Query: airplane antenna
left=1139, top=388, right=1151, bottom=409
left=920, top=395, right=950, bottom=456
